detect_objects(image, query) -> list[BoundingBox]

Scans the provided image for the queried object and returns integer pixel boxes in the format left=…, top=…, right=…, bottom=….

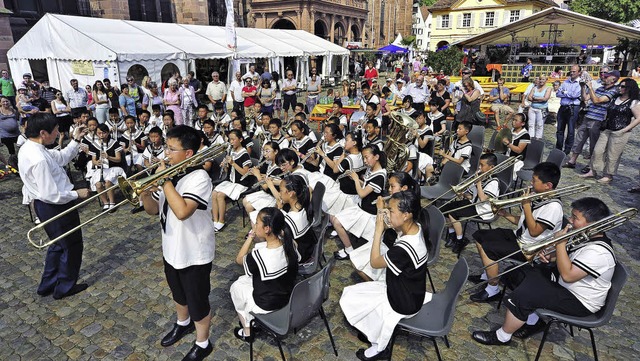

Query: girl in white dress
left=89, top=123, right=125, bottom=211
left=243, top=141, right=283, bottom=223
left=230, top=207, right=300, bottom=342
left=211, top=129, right=251, bottom=231
left=332, top=145, right=387, bottom=260
left=323, top=131, right=365, bottom=217
left=340, top=191, right=431, bottom=361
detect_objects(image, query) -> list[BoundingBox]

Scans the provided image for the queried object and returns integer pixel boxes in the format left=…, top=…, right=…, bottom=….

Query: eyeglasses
left=462, top=72, right=471, bottom=75
left=164, top=146, right=185, bottom=153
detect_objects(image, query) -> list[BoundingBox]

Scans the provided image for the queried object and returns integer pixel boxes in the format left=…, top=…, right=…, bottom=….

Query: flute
left=249, top=171, right=291, bottom=190
left=336, top=166, right=368, bottom=180
left=239, top=159, right=267, bottom=181
left=371, top=195, right=392, bottom=205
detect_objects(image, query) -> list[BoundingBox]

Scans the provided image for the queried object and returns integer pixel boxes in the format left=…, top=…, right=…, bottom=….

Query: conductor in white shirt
left=18, top=113, right=90, bottom=300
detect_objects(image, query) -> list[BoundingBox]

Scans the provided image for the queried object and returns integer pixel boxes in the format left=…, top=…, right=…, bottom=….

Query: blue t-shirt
left=119, top=95, right=137, bottom=117
left=489, top=87, right=510, bottom=104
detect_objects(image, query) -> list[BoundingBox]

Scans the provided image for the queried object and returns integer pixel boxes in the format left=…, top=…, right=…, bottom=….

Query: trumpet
left=336, top=166, right=368, bottom=180
left=27, top=143, right=228, bottom=249
left=443, top=184, right=590, bottom=225
left=467, top=208, right=637, bottom=291
left=240, top=159, right=267, bottom=181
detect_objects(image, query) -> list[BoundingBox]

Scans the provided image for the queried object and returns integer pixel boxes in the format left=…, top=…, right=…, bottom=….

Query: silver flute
left=239, top=159, right=267, bottom=181
left=336, top=166, right=368, bottom=180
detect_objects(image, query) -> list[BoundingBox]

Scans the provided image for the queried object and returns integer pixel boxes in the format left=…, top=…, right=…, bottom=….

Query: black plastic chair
left=421, top=162, right=464, bottom=203
left=533, top=263, right=628, bottom=361
left=516, top=148, right=566, bottom=185
left=299, top=183, right=326, bottom=276
left=388, top=258, right=469, bottom=361
left=250, top=260, right=338, bottom=361
left=515, top=139, right=544, bottom=188
left=494, top=153, right=515, bottom=193
left=486, top=130, right=498, bottom=152
left=466, top=145, right=483, bottom=177
left=467, top=125, right=485, bottom=149
left=423, top=205, right=445, bottom=293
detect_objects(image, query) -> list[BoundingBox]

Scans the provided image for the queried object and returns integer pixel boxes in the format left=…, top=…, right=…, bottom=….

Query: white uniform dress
left=449, top=138, right=472, bottom=174
left=247, top=163, right=283, bottom=223
left=87, top=138, right=125, bottom=191
left=325, top=153, right=365, bottom=216
left=340, top=227, right=431, bottom=352
left=335, top=168, right=387, bottom=242
left=119, top=128, right=147, bottom=166
left=214, top=148, right=252, bottom=200
left=507, top=128, right=531, bottom=180
left=230, top=244, right=299, bottom=327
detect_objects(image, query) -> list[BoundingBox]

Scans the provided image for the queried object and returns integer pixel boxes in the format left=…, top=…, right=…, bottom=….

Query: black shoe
left=130, top=205, right=145, bottom=214
left=467, top=274, right=484, bottom=284
left=513, top=320, right=546, bottom=339
left=444, top=233, right=456, bottom=248
left=334, top=250, right=350, bottom=260
left=452, top=238, right=469, bottom=254
left=357, top=330, right=371, bottom=344
left=233, top=327, right=254, bottom=343
left=161, top=322, right=195, bottom=347
left=53, top=283, right=88, bottom=300
left=581, top=166, right=591, bottom=174
left=562, top=162, right=576, bottom=169
left=355, top=347, right=391, bottom=361
left=471, top=330, right=511, bottom=346
left=37, top=288, right=53, bottom=297
left=182, top=342, right=213, bottom=361
left=470, top=289, right=501, bottom=303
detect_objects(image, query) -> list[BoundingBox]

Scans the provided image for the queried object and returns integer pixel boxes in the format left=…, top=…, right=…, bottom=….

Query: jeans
left=555, top=104, right=580, bottom=153
left=570, top=119, right=601, bottom=157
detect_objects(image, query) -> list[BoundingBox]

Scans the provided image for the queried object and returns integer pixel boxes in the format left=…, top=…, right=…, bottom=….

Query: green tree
left=425, top=47, right=465, bottom=75
left=401, top=35, right=416, bottom=48
left=571, top=0, right=640, bottom=24
left=418, top=0, right=438, bottom=6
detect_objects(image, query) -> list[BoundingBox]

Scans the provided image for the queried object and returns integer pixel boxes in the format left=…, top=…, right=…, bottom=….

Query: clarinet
left=336, top=166, right=368, bottom=180
left=240, top=159, right=267, bottom=181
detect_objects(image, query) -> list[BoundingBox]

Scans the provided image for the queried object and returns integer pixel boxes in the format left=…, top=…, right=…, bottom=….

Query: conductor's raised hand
left=76, top=188, right=90, bottom=199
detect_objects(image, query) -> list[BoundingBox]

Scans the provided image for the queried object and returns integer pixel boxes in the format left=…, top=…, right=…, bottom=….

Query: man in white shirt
left=242, top=65, right=258, bottom=82
left=282, top=70, right=298, bottom=121
left=205, top=71, right=227, bottom=111
left=229, top=71, right=245, bottom=112
left=18, top=113, right=90, bottom=300
left=406, top=75, right=429, bottom=112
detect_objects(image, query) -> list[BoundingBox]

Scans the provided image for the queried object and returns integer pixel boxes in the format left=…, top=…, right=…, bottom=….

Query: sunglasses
left=462, top=72, right=471, bottom=75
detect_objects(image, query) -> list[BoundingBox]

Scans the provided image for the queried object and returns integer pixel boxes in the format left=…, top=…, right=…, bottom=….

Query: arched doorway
left=314, top=20, right=328, bottom=40
left=351, top=24, right=360, bottom=42
left=436, top=41, right=450, bottom=51
left=272, top=19, right=296, bottom=30
left=334, top=23, right=345, bottom=46
left=126, top=64, right=149, bottom=85
left=161, top=63, right=180, bottom=84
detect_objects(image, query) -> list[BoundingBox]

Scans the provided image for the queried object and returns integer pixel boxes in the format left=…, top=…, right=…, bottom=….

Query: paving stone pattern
left=0, top=122, right=638, bottom=360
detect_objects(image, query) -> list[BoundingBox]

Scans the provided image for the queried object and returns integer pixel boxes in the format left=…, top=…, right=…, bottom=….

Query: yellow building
left=428, top=0, right=556, bottom=51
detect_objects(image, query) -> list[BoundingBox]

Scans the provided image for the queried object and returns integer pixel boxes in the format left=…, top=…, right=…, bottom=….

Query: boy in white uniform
left=140, top=125, right=216, bottom=361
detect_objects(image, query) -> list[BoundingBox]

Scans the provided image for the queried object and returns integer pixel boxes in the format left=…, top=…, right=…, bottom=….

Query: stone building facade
left=364, top=0, right=414, bottom=49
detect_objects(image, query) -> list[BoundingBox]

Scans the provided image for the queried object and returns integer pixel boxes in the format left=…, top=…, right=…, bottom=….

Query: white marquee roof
left=8, top=13, right=348, bottom=62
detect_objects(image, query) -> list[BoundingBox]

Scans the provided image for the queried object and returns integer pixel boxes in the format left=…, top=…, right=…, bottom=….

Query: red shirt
left=364, top=67, right=378, bottom=86
left=242, top=85, right=257, bottom=107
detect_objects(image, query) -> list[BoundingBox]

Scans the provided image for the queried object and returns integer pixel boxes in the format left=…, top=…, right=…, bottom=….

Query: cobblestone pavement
left=0, top=122, right=639, bottom=361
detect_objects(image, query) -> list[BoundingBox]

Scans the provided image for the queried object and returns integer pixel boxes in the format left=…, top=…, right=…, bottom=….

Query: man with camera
left=555, top=65, right=582, bottom=154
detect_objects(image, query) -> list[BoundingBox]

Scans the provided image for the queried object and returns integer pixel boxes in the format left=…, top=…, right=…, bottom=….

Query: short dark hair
left=108, top=108, right=119, bottom=115
left=139, top=110, right=150, bottom=117
left=213, top=102, right=224, bottom=110
left=276, top=148, right=300, bottom=167
left=294, top=112, right=306, bottom=120
left=87, top=116, right=99, bottom=124
left=459, top=121, right=472, bottom=132
left=166, top=125, right=200, bottom=153
left=124, top=115, right=136, bottom=123
left=480, top=153, right=498, bottom=167
left=269, top=118, right=282, bottom=128
left=571, top=197, right=611, bottom=223
left=148, top=126, right=163, bottom=136
left=203, top=119, right=215, bottom=128
left=333, top=99, right=343, bottom=108
left=428, top=99, right=439, bottom=107
left=25, top=113, right=59, bottom=138
left=361, top=83, right=371, bottom=91
left=532, top=162, right=561, bottom=188
left=151, top=104, right=161, bottom=112
left=295, top=102, right=304, bottom=110
left=198, top=104, right=209, bottom=111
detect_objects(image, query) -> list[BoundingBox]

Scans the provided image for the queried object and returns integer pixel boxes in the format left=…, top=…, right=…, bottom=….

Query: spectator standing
left=85, top=85, right=94, bottom=113
left=281, top=70, right=297, bottom=121
left=93, top=80, right=109, bottom=124
left=550, top=66, right=563, bottom=79
left=40, top=80, right=59, bottom=104
left=406, top=75, right=429, bottom=113
left=527, top=75, right=551, bottom=139
left=103, top=78, right=120, bottom=112
left=452, top=68, right=484, bottom=113
left=66, top=79, right=88, bottom=118
left=163, top=79, right=183, bottom=125
left=364, top=61, right=378, bottom=87
left=180, top=78, right=198, bottom=127
left=0, top=69, right=16, bottom=107
left=257, top=79, right=275, bottom=114
left=306, top=74, right=322, bottom=113
left=229, top=71, right=245, bottom=113
left=272, top=72, right=283, bottom=119
left=119, top=85, right=137, bottom=119
left=22, top=73, right=41, bottom=96
left=125, top=76, right=143, bottom=112
left=521, top=58, right=533, bottom=82
left=51, top=91, right=72, bottom=133
left=0, top=96, right=21, bottom=167
left=430, top=79, right=452, bottom=117
left=205, top=71, right=226, bottom=111
left=187, top=71, right=203, bottom=103
left=142, top=81, right=164, bottom=113
left=555, top=65, right=582, bottom=154
left=241, top=77, right=257, bottom=110
left=546, top=81, right=561, bottom=125
left=631, top=66, right=640, bottom=78
left=30, top=90, right=50, bottom=113
left=243, top=65, right=258, bottom=81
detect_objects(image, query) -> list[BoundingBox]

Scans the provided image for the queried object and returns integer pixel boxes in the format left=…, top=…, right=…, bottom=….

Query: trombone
left=434, top=156, right=520, bottom=209
left=467, top=208, right=637, bottom=291
left=27, top=143, right=228, bottom=249
left=443, top=184, right=590, bottom=226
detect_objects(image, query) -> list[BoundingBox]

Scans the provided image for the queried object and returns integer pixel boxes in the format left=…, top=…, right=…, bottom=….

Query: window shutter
left=470, top=13, right=475, bottom=28
left=520, top=9, right=527, bottom=19
left=437, top=15, right=441, bottom=29
left=503, top=10, right=510, bottom=24
left=480, top=12, right=485, bottom=27
left=457, top=13, right=463, bottom=28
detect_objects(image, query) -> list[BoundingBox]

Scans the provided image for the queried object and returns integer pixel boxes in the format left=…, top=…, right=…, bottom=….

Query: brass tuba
left=383, top=111, right=419, bottom=172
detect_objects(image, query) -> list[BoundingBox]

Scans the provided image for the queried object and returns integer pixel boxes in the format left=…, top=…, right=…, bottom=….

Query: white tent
left=7, top=13, right=350, bottom=93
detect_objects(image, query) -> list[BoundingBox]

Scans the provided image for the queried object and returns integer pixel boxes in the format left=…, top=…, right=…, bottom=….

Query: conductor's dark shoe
left=130, top=205, right=145, bottom=214
left=470, top=289, right=501, bottom=303
left=467, top=274, right=484, bottom=284
left=161, top=322, right=195, bottom=347
left=355, top=347, right=391, bottom=361
left=37, top=288, right=53, bottom=297
left=53, top=283, right=88, bottom=300
left=513, top=320, right=546, bottom=339
left=472, top=330, right=511, bottom=346
left=182, top=342, right=213, bottom=361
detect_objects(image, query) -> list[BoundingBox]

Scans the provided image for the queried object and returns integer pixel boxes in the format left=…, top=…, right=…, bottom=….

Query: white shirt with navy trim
left=515, top=199, right=563, bottom=246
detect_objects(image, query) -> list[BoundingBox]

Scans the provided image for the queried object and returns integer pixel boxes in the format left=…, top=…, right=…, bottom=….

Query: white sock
left=481, top=271, right=488, bottom=281
left=526, top=313, right=540, bottom=325
left=195, top=339, right=209, bottom=349
left=345, top=246, right=354, bottom=254
left=456, top=235, right=463, bottom=240
left=485, top=284, right=500, bottom=297
left=364, top=344, right=380, bottom=358
left=177, top=317, right=191, bottom=326
left=496, top=327, right=512, bottom=343
left=448, top=228, right=455, bottom=234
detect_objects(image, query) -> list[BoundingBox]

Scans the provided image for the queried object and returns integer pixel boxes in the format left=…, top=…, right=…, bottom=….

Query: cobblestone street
left=1, top=123, right=639, bottom=361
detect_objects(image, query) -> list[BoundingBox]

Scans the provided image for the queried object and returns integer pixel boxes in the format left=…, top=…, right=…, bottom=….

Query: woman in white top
left=93, top=80, right=110, bottom=124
